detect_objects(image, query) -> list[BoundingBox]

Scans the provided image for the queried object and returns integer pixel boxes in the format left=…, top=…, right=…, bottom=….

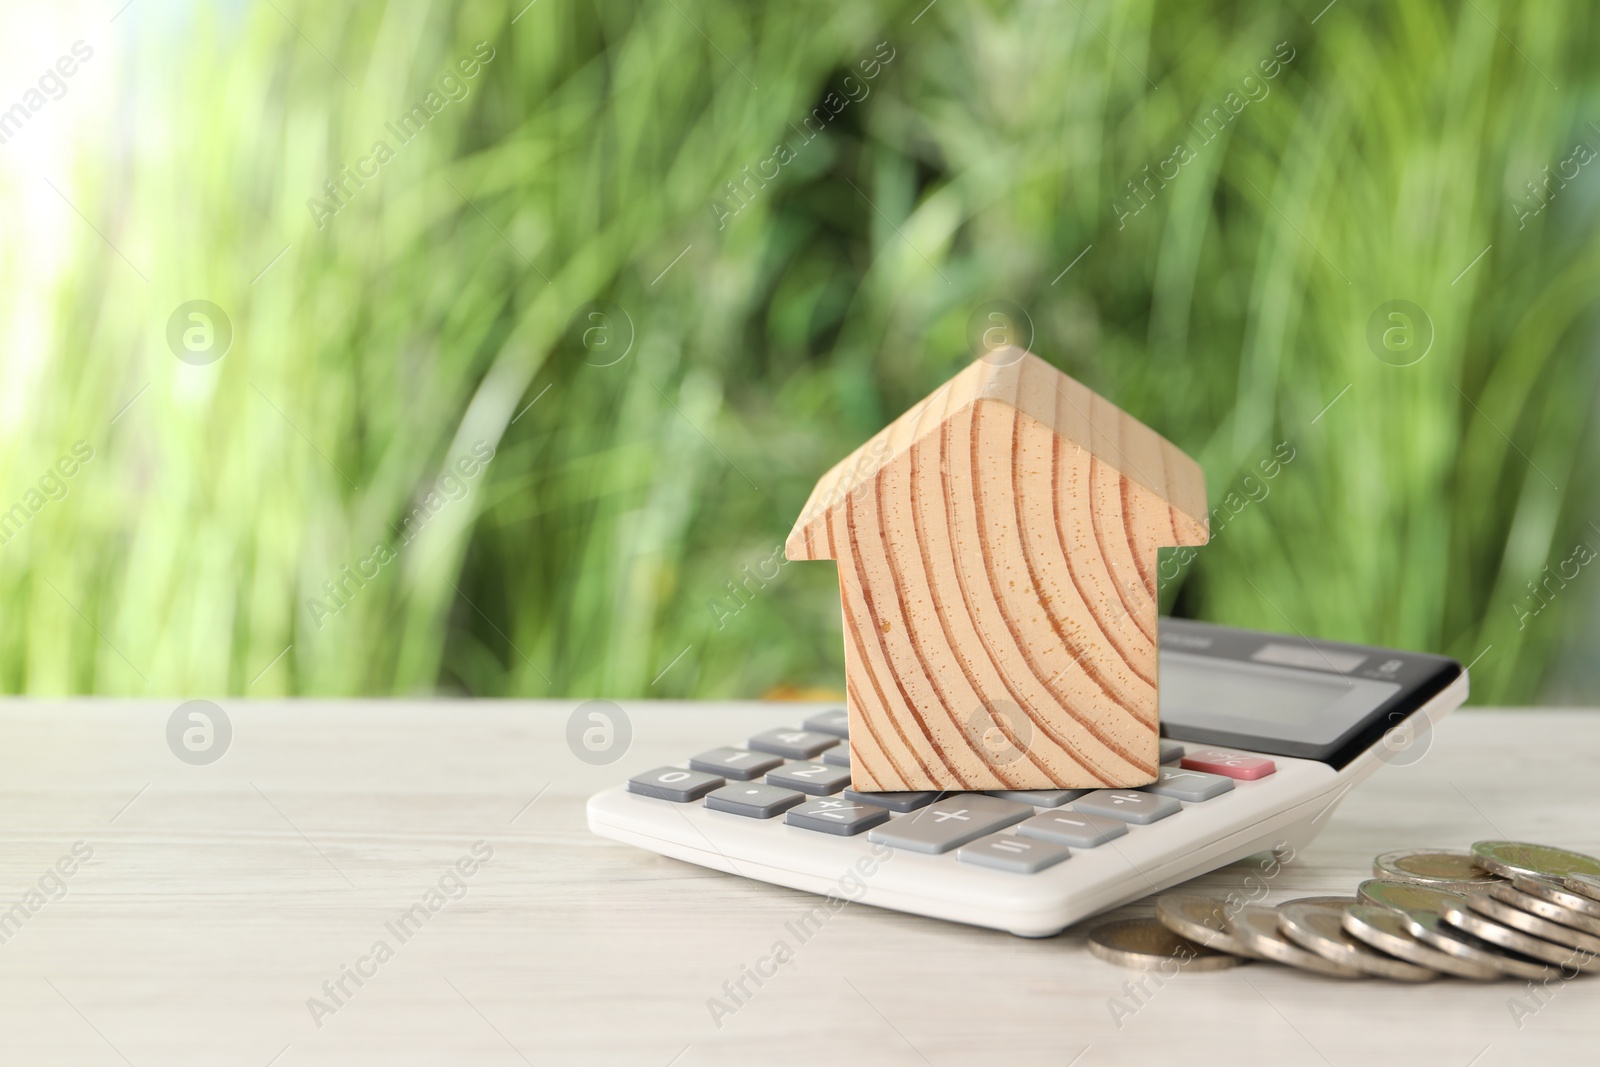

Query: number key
left=627, top=767, right=724, bottom=802
left=689, top=746, right=783, bottom=781
left=803, top=709, right=851, bottom=738
left=765, top=761, right=853, bottom=795
left=747, top=729, right=840, bottom=760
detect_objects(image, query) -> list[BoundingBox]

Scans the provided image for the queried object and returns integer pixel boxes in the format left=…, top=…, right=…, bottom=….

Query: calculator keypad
left=624, top=718, right=1274, bottom=876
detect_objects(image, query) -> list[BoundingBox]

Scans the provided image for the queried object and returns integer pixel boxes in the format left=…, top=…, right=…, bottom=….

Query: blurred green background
left=0, top=0, right=1595, bottom=703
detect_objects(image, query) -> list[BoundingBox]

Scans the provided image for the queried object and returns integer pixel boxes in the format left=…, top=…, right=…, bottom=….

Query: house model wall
left=786, top=348, right=1209, bottom=791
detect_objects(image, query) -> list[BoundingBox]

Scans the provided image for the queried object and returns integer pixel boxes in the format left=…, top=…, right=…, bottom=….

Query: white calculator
left=586, top=619, right=1468, bottom=937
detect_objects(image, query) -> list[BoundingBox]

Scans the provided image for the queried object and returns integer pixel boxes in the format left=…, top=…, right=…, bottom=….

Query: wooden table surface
left=0, top=700, right=1595, bottom=1066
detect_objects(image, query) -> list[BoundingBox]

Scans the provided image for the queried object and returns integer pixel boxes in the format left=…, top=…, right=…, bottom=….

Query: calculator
left=586, top=619, right=1468, bottom=937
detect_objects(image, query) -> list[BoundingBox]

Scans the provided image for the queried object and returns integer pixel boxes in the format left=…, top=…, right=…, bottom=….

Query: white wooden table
left=0, top=701, right=1594, bottom=1066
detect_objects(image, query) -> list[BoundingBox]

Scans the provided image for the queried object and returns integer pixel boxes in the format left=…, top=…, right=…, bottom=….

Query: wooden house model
left=785, top=347, right=1208, bottom=791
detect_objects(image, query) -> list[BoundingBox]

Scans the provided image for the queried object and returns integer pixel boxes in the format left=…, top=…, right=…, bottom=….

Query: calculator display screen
left=1158, top=652, right=1401, bottom=747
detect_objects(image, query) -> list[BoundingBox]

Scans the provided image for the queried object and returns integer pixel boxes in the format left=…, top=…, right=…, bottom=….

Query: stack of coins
left=1085, top=839, right=1600, bottom=981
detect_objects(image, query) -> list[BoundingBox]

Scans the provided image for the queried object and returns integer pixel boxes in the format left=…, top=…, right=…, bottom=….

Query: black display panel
left=1156, top=618, right=1464, bottom=768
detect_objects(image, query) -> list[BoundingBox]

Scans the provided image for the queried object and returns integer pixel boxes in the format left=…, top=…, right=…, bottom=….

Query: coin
left=1404, top=910, right=1556, bottom=980
left=1466, top=893, right=1600, bottom=960
left=1562, top=873, right=1600, bottom=904
left=1278, top=895, right=1359, bottom=910
left=1373, top=848, right=1500, bottom=892
left=1495, top=878, right=1600, bottom=936
left=1278, top=903, right=1437, bottom=981
left=1512, top=874, right=1600, bottom=921
left=1226, top=905, right=1364, bottom=978
left=1357, top=879, right=1473, bottom=919
left=1342, top=905, right=1499, bottom=980
left=1472, top=841, right=1600, bottom=881
left=1154, top=894, right=1262, bottom=959
left=1441, top=902, right=1597, bottom=970
left=1086, top=918, right=1243, bottom=972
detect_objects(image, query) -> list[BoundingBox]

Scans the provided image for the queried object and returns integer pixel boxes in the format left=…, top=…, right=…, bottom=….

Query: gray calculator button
left=689, top=747, right=784, bottom=781
left=704, top=782, right=806, bottom=819
left=765, top=761, right=853, bottom=796
left=748, top=729, right=840, bottom=759
left=627, top=767, right=724, bottom=802
left=843, top=789, right=938, bottom=812
left=1074, top=790, right=1182, bottom=825
left=1160, top=740, right=1185, bottom=764
left=822, top=747, right=851, bottom=768
left=957, top=833, right=1072, bottom=874
left=803, top=709, right=851, bottom=738
left=868, top=795, right=1033, bottom=854
left=1016, top=810, right=1128, bottom=848
left=986, top=789, right=1088, bottom=808
left=786, top=796, right=890, bottom=836
left=1143, top=768, right=1234, bottom=802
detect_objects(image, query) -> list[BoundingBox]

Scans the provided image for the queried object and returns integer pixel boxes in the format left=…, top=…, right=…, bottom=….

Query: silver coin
left=1277, top=895, right=1359, bottom=910
left=1225, top=905, right=1364, bottom=978
left=1343, top=905, right=1499, bottom=980
left=1405, top=910, right=1556, bottom=980
left=1512, top=874, right=1600, bottom=920
left=1278, top=904, right=1437, bottom=981
left=1086, top=918, right=1243, bottom=972
left=1441, top=902, right=1598, bottom=970
left=1497, top=878, right=1600, bottom=935
left=1466, top=893, right=1600, bottom=960
left=1375, top=848, right=1501, bottom=891
left=1154, top=894, right=1262, bottom=959
left=1357, top=879, right=1473, bottom=920
left=1471, top=841, right=1600, bottom=881
left=1562, top=873, right=1600, bottom=904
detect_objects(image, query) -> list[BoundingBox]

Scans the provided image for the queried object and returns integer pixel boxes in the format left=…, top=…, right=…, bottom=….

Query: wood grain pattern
left=786, top=348, right=1208, bottom=790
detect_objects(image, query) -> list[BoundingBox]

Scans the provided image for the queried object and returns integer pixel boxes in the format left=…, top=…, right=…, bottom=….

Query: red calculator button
left=1181, top=750, right=1277, bottom=780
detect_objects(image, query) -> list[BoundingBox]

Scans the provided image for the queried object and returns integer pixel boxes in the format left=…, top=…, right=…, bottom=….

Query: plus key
left=867, top=795, right=1032, bottom=854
